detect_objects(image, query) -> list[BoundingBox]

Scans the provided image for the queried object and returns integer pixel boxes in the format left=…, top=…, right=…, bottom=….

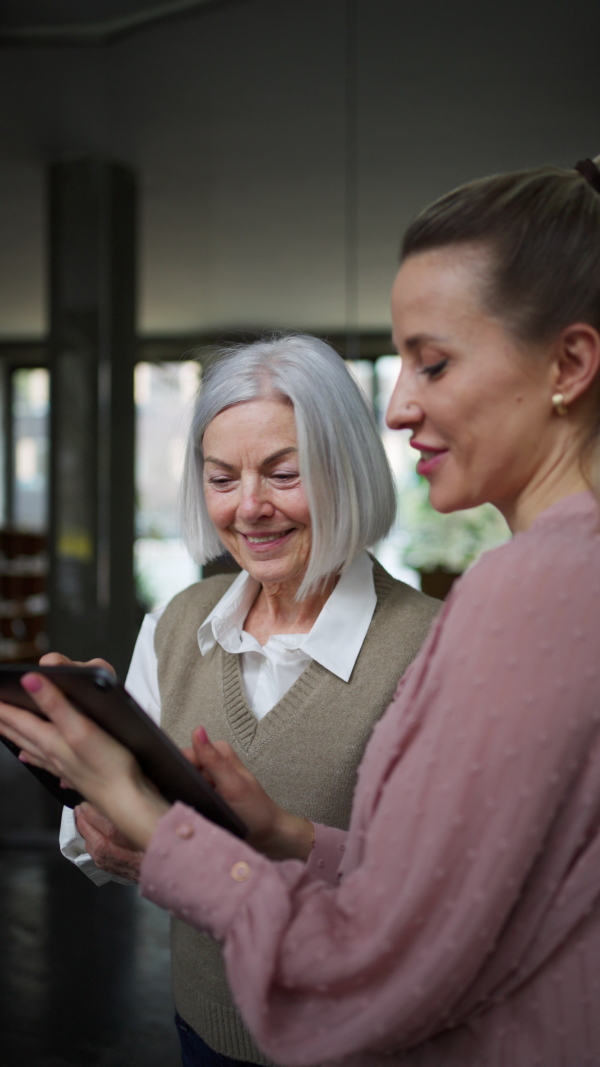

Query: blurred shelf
left=0, top=529, right=48, bottom=663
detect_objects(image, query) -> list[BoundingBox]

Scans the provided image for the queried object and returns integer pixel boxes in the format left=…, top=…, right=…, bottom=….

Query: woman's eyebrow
left=403, top=332, right=450, bottom=351
left=203, top=447, right=297, bottom=469
left=204, top=456, right=235, bottom=469
left=263, top=447, right=297, bottom=464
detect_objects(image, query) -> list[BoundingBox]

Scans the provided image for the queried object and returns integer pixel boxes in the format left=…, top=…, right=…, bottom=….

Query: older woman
left=5, top=158, right=600, bottom=1065
left=56, top=334, right=439, bottom=1067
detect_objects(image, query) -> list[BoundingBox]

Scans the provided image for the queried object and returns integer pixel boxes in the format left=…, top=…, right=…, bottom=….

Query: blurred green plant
left=399, top=475, right=510, bottom=574
left=134, top=554, right=155, bottom=614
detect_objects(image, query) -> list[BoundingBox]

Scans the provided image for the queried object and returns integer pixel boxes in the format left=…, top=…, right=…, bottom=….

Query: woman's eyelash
left=418, top=359, right=448, bottom=378
left=207, top=472, right=299, bottom=484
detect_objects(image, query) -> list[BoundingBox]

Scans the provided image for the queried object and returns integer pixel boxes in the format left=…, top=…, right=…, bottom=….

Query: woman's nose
left=237, top=480, right=274, bottom=521
left=385, top=374, right=424, bottom=431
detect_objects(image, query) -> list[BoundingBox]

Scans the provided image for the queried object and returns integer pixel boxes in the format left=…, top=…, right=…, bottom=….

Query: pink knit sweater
left=141, top=492, right=600, bottom=1066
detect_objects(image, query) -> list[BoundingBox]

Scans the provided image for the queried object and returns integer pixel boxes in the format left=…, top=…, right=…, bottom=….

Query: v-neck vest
left=155, top=560, right=439, bottom=1064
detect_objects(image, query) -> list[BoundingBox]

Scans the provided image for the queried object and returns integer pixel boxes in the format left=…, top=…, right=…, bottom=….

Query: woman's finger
left=76, top=802, right=138, bottom=848
left=16, top=749, right=74, bottom=793
left=18, top=749, right=67, bottom=776
left=0, top=700, right=62, bottom=772
left=191, top=728, right=244, bottom=792
left=39, top=651, right=78, bottom=668
left=0, top=707, right=38, bottom=749
left=17, top=745, right=51, bottom=771
left=192, top=727, right=244, bottom=771
left=20, top=673, right=98, bottom=749
left=39, top=652, right=117, bottom=677
left=181, top=743, right=216, bottom=788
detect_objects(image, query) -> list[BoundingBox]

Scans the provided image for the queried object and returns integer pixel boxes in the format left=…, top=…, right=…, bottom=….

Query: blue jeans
left=175, top=1013, right=257, bottom=1067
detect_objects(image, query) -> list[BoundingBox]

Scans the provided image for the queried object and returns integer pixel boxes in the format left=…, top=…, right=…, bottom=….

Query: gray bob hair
left=181, top=334, right=396, bottom=598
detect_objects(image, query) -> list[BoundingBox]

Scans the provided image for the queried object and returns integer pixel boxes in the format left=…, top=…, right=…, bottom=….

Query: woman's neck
left=500, top=442, right=590, bottom=534
left=243, top=574, right=338, bottom=646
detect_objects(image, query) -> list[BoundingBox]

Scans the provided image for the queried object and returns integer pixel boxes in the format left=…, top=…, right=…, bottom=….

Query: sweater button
left=231, top=861, right=251, bottom=882
left=175, top=822, right=194, bottom=839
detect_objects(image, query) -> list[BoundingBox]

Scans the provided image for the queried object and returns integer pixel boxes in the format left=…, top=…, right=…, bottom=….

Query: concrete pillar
left=47, top=159, right=137, bottom=679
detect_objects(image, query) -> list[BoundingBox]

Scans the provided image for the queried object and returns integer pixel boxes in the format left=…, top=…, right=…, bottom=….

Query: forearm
left=90, top=773, right=170, bottom=851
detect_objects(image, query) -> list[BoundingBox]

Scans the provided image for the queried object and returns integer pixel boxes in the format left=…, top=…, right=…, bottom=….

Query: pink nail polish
left=21, top=673, right=43, bottom=693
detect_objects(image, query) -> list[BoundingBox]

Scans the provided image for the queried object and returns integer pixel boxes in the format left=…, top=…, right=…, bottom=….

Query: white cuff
left=59, top=806, right=134, bottom=886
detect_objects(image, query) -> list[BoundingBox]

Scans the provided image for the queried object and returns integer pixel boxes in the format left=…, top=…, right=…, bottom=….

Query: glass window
left=346, top=359, right=375, bottom=406
left=377, top=355, right=510, bottom=586
left=135, top=362, right=201, bottom=611
left=348, top=356, right=510, bottom=591
left=371, top=356, right=423, bottom=587
left=347, top=357, right=421, bottom=588
left=12, top=368, right=49, bottom=532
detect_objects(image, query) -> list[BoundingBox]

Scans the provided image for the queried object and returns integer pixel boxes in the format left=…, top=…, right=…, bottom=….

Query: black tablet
left=0, top=664, right=247, bottom=839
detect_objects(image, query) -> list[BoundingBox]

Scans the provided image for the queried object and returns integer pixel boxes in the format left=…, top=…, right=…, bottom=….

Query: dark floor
left=0, top=744, right=181, bottom=1067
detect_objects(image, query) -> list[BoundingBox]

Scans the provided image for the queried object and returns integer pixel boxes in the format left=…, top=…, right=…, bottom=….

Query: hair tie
left=574, top=158, right=600, bottom=194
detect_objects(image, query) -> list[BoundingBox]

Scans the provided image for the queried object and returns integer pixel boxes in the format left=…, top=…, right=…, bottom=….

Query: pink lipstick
left=411, top=441, right=449, bottom=478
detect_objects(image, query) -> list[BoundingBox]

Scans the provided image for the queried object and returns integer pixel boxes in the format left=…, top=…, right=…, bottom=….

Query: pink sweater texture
left=140, top=492, right=600, bottom=1066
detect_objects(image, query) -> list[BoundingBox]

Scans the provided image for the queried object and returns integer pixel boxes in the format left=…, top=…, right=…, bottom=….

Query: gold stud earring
left=552, top=393, right=568, bottom=416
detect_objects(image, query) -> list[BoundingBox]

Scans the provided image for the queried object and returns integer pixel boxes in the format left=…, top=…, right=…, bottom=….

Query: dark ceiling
left=0, top=0, right=231, bottom=43
left=0, top=0, right=599, bottom=341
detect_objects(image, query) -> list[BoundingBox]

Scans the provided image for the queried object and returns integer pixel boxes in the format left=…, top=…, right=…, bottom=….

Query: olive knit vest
left=155, top=560, right=439, bottom=1064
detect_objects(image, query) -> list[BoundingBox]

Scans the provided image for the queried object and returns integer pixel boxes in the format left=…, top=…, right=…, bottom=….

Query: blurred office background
left=0, top=1, right=598, bottom=1063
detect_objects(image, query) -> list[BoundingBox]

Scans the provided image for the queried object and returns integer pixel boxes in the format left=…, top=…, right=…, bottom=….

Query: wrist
left=262, top=809, right=315, bottom=862
left=97, top=776, right=170, bottom=851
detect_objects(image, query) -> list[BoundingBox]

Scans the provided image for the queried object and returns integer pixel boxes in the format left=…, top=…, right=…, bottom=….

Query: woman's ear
left=551, top=323, right=600, bottom=405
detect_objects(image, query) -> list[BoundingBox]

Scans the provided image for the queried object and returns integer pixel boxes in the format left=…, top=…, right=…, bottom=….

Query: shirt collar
left=197, top=550, right=377, bottom=682
left=197, top=569, right=260, bottom=655
left=300, top=551, right=376, bottom=680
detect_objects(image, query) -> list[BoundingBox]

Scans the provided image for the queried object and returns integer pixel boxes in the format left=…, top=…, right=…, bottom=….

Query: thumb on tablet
left=189, top=727, right=243, bottom=788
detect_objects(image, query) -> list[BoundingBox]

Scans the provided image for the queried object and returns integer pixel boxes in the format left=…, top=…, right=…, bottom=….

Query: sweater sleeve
left=304, top=822, right=348, bottom=885
left=140, top=510, right=600, bottom=1066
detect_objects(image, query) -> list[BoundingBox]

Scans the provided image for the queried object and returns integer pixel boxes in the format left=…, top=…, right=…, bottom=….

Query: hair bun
left=574, top=158, right=600, bottom=194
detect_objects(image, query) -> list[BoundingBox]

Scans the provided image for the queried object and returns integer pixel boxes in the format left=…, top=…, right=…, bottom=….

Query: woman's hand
left=75, top=803, right=143, bottom=882
left=185, top=727, right=314, bottom=862
left=0, top=673, right=169, bottom=850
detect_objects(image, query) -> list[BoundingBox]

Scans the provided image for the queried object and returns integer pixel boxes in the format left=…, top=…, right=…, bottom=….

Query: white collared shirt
left=196, top=550, right=377, bottom=718
left=59, top=550, right=376, bottom=879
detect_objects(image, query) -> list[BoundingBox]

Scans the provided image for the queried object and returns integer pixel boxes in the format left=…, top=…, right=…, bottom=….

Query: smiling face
left=387, top=247, right=560, bottom=526
left=202, top=396, right=312, bottom=590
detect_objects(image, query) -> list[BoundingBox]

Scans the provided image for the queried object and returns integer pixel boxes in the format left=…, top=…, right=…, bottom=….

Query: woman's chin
left=429, top=487, right=489, bottom=515
left=246, top=558, right=306, bottom=588
left=427, top=483, right=475, bottom=515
